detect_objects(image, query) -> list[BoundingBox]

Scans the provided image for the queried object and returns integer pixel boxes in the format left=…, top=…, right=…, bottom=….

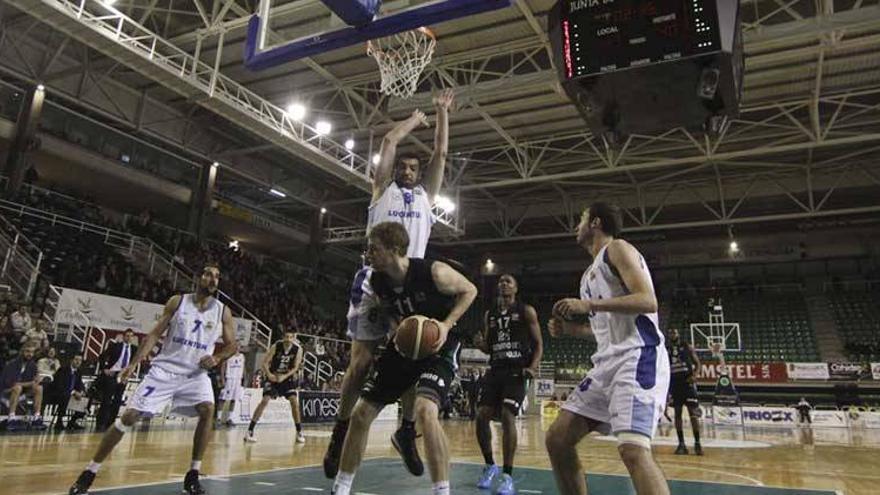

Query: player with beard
left=545, top=203, right=671, bottom=495
left=325, top=89, right=455, bottom=479
left=68, top=263, right=237, bottom=495
left=666, top=328, right=703, bottom=455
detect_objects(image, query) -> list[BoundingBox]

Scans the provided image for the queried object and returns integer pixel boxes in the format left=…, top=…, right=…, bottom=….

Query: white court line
left=301, top=489, right=324, bottom=492
left=255, top=481, right=276, bottom=486
left=519, top=490, right=543, bottom=494
left=455, top=459, right=836, bottom=493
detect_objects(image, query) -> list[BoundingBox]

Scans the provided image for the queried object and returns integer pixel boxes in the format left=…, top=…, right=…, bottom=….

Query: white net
left=367, top=27, right=436, bottom=99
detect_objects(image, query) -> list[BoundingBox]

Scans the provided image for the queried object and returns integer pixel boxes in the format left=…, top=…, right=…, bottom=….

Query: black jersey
left=668, top=340, right=694, bottom=378
left=486, top=301, right=533, bottom=369
left=371, top=258, right=459, bottom=350
left=270, top=341, right=301, bottom=374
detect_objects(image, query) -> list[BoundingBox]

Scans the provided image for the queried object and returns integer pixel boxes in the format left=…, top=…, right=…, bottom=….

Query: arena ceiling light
left=372, top=154, right=381, bottom=165
left=286, top=102, right=307, bottom=121
left=320, top=207, right=327, bottom=214
left=315, top=120, right=332, bottom=135
left=269, top=188, right=286, bottom=198
left=344, top=138, right=355, bottom=150
left=435, top=195, right=456, bottom=213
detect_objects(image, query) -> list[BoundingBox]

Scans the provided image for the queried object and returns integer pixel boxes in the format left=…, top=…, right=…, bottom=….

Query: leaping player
left=324, top=89, right=455, bottom=479
left=545, top=203, right=671, bottom=495
left=69, top=263, right=238, bottom=495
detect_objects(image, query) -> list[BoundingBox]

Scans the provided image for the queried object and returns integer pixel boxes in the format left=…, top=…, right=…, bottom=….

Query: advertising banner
left=828, top=362, right=870, bottom=380
left=871, top=363, right=880, bottom=381
left=740, top=406, right=797, bottom=427
left=58, top=287, right=254, bottom=345
left=786, top=363, right=830, bottom=380
left=809, top=410, right=848, bottom=428
left=711, top=405, right=743, bottom=426
left=299, top=391, right=340, bottom=424
left=535, top=379, right=555, bottom=398
left=696, top=362, right=787, bottom=384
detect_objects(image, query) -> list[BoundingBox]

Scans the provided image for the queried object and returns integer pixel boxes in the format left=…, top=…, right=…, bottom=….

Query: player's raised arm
left=422, top=89, right=454, bottom=203
left=372, top=111, right=429, bottom=203
left=118, top=295, right=179, bottom=382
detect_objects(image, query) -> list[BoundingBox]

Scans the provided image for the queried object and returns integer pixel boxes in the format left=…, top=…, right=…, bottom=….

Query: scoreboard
left=559, top=0, right=722, bottom=79
left=548, top=0, right=742, bottom=137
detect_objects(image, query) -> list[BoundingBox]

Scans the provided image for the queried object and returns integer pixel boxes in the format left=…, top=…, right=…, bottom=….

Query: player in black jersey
left=332, top=222, right=477, bottom=495
left=245, top=330, right=306, bottom=444
left=475, top=274, right=543, bottom=495
left=666, top=328, right=703, bottom=455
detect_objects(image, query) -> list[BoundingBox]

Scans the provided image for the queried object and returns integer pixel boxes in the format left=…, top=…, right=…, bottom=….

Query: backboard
left=244, top=0, right=512, bottom=71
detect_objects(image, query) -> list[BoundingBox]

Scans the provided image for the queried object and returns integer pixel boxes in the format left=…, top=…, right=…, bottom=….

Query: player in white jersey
left=325, top=89, right=455, bottom=479
left=69, top=263, right=237, bottom=495
left=545, top=203, right=671, bottom=495
left=218, top=347, right=246, bottom=427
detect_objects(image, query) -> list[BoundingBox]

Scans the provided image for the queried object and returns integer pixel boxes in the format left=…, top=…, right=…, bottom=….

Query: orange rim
left=366, top=26, right=437, bottom=54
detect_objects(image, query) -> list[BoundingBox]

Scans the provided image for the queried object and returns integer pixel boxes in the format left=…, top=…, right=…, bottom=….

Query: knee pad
left=617, top=432, right=651, bottom=449
left=114, top=418, right=133, bottom=433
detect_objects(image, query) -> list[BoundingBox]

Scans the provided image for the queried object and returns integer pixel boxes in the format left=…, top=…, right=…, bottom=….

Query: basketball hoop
left=367, top=27, right=436, bottom=99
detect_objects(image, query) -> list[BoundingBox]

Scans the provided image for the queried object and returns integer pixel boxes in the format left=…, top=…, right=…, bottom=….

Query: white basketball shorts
left=128, top=366, right=215, bottom=417
left=220, top=380, right=243, bottom=402
left=562, top=345, right=670, bottom=440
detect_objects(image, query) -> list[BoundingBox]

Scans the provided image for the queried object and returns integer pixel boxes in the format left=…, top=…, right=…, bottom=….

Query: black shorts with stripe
left=478, top=367, right=528, bottom=414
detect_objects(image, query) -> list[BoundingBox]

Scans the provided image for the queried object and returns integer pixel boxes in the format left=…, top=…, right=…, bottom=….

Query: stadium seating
left=665, top=290, right=820, bottom=363
left=828, top=290, right=880, bottom=361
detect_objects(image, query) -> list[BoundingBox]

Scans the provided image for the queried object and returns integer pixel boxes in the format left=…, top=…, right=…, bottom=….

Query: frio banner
left=786, top=362, right=830, bottom=380
left=696, top=361, right=787, bottom=384
left=57, top=287, right=253, bottom=345
left=740, top=406, right=797, bottom=427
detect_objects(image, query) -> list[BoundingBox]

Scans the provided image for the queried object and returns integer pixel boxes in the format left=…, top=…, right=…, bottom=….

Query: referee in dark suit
left=94, top=329, right=138, bottom=431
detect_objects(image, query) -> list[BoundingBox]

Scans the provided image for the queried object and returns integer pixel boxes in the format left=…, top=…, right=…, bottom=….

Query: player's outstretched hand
left=434, top=88, right=455, bottom=111
left=410, top=109, right=429, bottom=128
left=199, top=355, right=218, bottom=370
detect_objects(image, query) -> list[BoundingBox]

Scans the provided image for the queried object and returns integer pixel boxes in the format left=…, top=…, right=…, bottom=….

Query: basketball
left=395, top=315, right=442, bottom=360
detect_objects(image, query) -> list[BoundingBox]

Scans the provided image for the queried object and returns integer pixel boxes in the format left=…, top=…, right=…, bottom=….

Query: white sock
left=432, top=480, right=450, bottom=495
left=86, top=461, right=101, bottom=474
left=332, top=471, right=355, bottom=495
left=191, top=460, right=202, bottom=471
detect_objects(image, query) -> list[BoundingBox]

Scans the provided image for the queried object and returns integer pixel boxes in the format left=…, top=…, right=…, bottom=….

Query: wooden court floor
left=0, top=416, right=876, bottom=494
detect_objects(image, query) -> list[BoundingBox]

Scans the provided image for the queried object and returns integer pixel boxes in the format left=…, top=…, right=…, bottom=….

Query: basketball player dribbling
left=68, top=263, right=237, bottom=495
left=475, top=274, right=543, bottom=494
left=332, top=221, right=478, bottom=495
left=545, top=203, right=671, bottom=495
left=245, top=330, right=306, bottom=444
left=324, top=89, right=455, bottom=479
